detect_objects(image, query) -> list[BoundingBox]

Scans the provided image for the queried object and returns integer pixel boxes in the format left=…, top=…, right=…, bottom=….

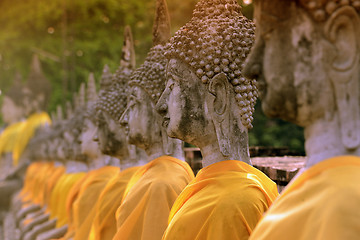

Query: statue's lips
left=162, top=117, right=170, bottom=128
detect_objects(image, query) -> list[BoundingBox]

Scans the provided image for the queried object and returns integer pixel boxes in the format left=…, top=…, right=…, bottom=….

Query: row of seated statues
left=0, top=0, right=359, bottom=239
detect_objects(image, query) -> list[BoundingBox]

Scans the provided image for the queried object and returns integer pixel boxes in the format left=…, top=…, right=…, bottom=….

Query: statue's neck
left=200, top=140, right=251, bottom=168
left=144, top=142, right=164, bottom=162
left=65, top=160, right=88, bottom=173
left=304, top=116, right=360, bottom=169
left=199, top=119, right=251, bottom=168
left=87, top=155, right=106, bottom=170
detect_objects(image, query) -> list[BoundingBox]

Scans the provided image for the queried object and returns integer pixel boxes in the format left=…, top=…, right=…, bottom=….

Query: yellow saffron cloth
left=113, top=156, right=195, bottom=240
left=44, top=164, right=66, bottom=207
left=249, top=156, right=360, bottom=240
left=72, top=166, right=119, bottom=240
left=162, top=160, right=279, bottom=240
left=31, top=162, right=55, bottom=206
left=20, top=162, right=52, bottom=206
left=49, top=172, right=87, bottom=228
left=57, top=173, right=90, bottom=240
left=19, top=161, right=43, bottom=202
left=88, top=166, right=140, bottom=240
left=13, top=112, right=51, bottom=165
left=0, top=121, right=26, bottom=156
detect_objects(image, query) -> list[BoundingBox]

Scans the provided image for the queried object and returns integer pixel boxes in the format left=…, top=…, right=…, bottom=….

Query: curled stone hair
left=165, top=0, right=257, bottom=128
left=96, top=82, right=128, bottom=122
left=66, top=109, right=85, bottom=138
left=96, top=26, right=136, bottom=122
left=128, top=45, right=167, bottom=103
left=299, top=0, right=360, bottom=21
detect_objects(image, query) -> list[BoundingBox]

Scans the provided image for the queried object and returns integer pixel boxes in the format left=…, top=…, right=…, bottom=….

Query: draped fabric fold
left=13, top=112, right=51, bottom=165
left=113, top=156, right=194, bottom=240
left=249, top=156, right=360, bottom=240
left=163, top=160, right=279, bottom=240
left=88, top=166, right=140, bottom=240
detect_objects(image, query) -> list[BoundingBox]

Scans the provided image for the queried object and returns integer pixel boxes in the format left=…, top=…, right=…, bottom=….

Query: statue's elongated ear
left=208, top=73, right=229, bottom=122
left=208, top=73, right=231, bottom=157
left=152, top=0, right=171, bottom=46
left=325, top=6, right=360, bottom=149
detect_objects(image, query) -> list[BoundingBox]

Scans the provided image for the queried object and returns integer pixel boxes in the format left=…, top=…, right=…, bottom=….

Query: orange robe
left=249, top=156, right=360, bottom=240
left=88, top=167, right=140, bottom=240
left=0, top=121, right=26, bottom=177
left=72, top=166, right=119, bottom=240
left=43, top=164, right=66, bottom=207
left=19, top=161, right=43, bottom=202
left=0, top=121, right=25, bottom=156
left=49, top=172, right=87, bottom=228
left=113, top=156, right=194, bottom=240
left=162, top=160, right=279, bottom=240
left=13, top=112, right=51, bottom=165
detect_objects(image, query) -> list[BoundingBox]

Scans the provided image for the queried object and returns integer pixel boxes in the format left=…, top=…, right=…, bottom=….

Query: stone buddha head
left=243, top=0, right=360, bottom=165
left=23, top=54, right=51, bottom=115
left=156, top=0, right=256, bottom=166
left=1, top=73, right=26, bottom=124
left=79, top=74, right=102, bottom=163
left=120, top=0, right=184, bottom=161
left=95, top=26, right=137, bottom=161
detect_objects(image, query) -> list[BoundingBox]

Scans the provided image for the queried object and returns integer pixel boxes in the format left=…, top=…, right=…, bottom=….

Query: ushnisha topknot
left=85, top=73, right=98, bottom=123
left=165, top=0, right=257, bottom=129
left=128, top=0, right=171, bottom=103
left=99, top=64, right=113, bottom=91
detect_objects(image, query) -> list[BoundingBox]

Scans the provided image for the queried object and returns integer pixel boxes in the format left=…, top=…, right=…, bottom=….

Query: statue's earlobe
left=207, top=73, right=231, bottom=157
left=325, top=6, right=360, bottom=149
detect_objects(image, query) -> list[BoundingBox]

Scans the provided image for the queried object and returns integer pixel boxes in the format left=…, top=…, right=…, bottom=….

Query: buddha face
left=244, top=0, right=333, bottom=126
left=156, top=58, right=214, bottom=148
left=1, top=96, right=24, bottom=124
left=79, top=118, right=99, bottom=159
left=96, top=111, right=129, bottom=158
left=120, top=86, right=161, bottom=150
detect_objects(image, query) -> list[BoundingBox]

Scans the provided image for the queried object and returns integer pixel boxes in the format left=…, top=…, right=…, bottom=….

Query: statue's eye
left=169, top=83, right=175, bottom=91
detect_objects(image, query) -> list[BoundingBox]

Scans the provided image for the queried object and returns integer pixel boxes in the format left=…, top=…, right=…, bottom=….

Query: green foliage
left=0, top=0, right=305, bottom=154
left=249, top=101, right=305, bottom=155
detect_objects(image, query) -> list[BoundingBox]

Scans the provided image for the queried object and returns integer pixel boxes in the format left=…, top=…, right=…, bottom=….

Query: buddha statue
left=0, top=58, right=51, bottom=215
left=79, top=73, right=109, bottom=170
left=12, top=54, right=52, bottom=166
left=112, top=1, right=194, bottom=240
left=95, top=26, right=146, bottom=169
left=155, top=0, right=279, bottom=239
left=242, top=1, right=360, bottom=239
left=0, top=76, right=27, bottom=183
left=76, top=26, right=143, bottom=240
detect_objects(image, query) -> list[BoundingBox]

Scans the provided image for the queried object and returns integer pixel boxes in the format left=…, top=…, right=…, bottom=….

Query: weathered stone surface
left=243, top=0, right=360, bottom=167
